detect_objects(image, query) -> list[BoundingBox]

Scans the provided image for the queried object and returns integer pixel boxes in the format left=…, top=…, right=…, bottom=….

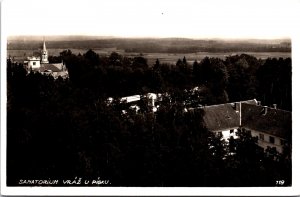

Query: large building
left=202, top=99, right=291, bottom=153
left=24, top=40, right=68, bottom=78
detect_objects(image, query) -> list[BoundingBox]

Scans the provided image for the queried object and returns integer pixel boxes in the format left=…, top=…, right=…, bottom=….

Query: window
left=230, top=129, right=234, bottom=134
left=259, top=134, right=264, bottom=141
left=280, top=139, right=285, bottom=145
left=33, top=62, right=36, bottom=65
left=269, top=136, right=275, bottom=144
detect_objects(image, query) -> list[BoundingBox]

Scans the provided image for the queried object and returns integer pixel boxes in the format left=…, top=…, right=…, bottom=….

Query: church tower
left=41, top=39, right=49, bottom=64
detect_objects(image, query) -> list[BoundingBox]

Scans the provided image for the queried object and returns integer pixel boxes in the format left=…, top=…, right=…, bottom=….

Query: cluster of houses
left=111, top=93, right=291, bottom=154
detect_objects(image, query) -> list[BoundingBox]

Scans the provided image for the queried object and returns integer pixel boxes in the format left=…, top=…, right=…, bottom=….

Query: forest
left=7, top=50, right=292, bottom=186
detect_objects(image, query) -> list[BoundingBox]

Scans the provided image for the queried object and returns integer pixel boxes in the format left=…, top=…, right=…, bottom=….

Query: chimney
left=263, top=106, right=268, bottom=115
left=273, top=104, right=277, bottom=109
left=231, top=102, right=237, bottom=110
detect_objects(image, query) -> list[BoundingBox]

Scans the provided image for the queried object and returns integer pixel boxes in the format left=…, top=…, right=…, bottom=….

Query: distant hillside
left=7, top=36, right=291, bottom=53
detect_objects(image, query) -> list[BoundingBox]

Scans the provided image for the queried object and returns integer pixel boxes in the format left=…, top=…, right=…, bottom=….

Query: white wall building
left=24, top=56, right=41, bottom=69
left=201, top=99, right=291, bottom=154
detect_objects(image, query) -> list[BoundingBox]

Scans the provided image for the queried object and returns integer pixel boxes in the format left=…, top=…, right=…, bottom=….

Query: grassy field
left=8, top=48, right=291, bottom=66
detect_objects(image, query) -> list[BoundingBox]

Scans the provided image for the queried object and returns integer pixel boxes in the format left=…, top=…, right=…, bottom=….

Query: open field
left=8, top=48, right=291, bottom=66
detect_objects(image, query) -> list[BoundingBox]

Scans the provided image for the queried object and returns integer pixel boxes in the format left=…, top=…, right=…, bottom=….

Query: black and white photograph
left=1, top=0, right=300, bottom=195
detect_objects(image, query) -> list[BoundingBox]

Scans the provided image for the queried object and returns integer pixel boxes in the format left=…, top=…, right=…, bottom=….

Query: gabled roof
left=241, top=103, right=292, bottom=140
left=201, top=99, right=291, bottom=140
left=39, top=64, right=64, bottom=72
left=202, top=103, right=240, bottom=132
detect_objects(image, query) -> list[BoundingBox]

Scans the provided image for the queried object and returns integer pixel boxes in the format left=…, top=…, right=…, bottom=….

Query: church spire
left=41, top=37, right=49, bottom=64
left=43, top=38, right=47, bottom=51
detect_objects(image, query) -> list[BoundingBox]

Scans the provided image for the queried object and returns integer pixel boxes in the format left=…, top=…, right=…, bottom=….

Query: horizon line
left=7, top=35, right=291, bottom=41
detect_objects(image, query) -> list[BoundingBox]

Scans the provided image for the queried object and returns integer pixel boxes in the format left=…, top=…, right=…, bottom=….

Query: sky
left=2, top=0, right=299, bottom=39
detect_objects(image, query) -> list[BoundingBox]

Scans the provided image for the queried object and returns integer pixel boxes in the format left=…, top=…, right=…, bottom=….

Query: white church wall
left=27, top=57, right=41, bottom=69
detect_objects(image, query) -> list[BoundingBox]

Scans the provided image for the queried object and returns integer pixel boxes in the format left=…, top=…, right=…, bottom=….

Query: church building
left=24, top=39, right=68, bottom=78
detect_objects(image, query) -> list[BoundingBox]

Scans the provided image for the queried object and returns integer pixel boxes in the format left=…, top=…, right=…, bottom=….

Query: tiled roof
left=39, top=63, right=64, bottom=72
left=201, top=99, right=291, bottom=140
left=202, top=103, right=240, bottom=132
left=241, top=103, right=292, bottom=140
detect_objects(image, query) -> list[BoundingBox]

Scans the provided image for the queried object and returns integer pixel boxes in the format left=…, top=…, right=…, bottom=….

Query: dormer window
left=260, top=106, right=268, bottom=115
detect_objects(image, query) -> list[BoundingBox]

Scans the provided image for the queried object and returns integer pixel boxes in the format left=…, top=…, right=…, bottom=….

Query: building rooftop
left=201, top=99, right=291, bottom=140
left=27, top=56, right=41, bottom=61
left=241, top=103, right=292, bottom=140
left=202, top=103, right=240, bottom=132
left=33, top=64, right=64, bottom=72
left=120, top=95, right=141, bottom=103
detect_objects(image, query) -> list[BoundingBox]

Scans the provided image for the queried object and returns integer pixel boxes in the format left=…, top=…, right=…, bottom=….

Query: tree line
left=50, top=49, right=291, bottom=110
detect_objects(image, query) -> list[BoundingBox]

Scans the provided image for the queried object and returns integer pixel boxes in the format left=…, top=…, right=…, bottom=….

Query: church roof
left=39, top=63, right=64, bottom=72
